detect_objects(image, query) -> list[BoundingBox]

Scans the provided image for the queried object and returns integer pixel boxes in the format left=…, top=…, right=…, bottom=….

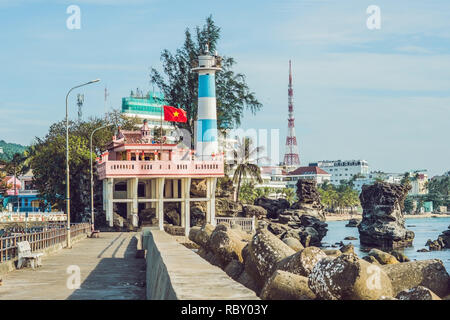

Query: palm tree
left=231, top=137, right=264, bottom=202
left=282, top=187, right=297, bottom=205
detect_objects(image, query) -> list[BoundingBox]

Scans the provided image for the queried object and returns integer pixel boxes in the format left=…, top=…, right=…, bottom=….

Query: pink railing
left=97, top=158, right=224, bottom=179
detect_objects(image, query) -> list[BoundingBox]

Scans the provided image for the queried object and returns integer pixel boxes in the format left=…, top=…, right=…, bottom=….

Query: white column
left=173, top=179, right=179, bottom=198
left=210, top=177, right=217, bottom=226
left=151, top=179, right=156, bottom=208
left=132, top=177, right=138, bottom=227
left=206, top=178, right=211, bottom=224
left=157, top=177, right=165, bottom=230
left=105, top=178, right=113, bottom=227
left=180, top=179, right=185, bottom=227
left=184, top=178, right=191, bottom=236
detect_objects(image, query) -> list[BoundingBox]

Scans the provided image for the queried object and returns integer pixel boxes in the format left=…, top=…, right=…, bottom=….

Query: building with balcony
left=98, top=50, right=224, bottom=236
left=309, top=160, right=370, bottom=185
left=1, top=170, right=50, bottom=212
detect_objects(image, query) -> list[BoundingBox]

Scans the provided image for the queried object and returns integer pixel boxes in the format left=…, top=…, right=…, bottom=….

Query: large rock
left=138, top=207, right=156, bottom=225
left=277, top=246, right=327, bottom=277
left=165, top=209, right=180, bottom=226
left=267, top=222, right=291, bottom=237
left=367, top=248, right=399, bottom=265
left=282, top=237, right=304, bottom=252
left=215, top=198, right=243, bottom=217
left=345, top=218, right=361, bottom=228
left=293, top=179, right=326, bottom=221
left=382, top=259, right=450, bottom=297
left=396, top=286, right=442, bottom=300
left=208, top=224, right=248, bottom=266
left=358, top=182, right=414, bottom=249
left=426, top=225, right=450, bottom=251
left=254, top=197, right=290, bottom=219
left=224, top=259, right=245, bottom=280
left=389, top=250, right=410, bottom=263
left=242, top=204, right=267, bottom=218
left=191, top=224, right=215, bottom=249
left=308, top=253, right=394, bottom=300
left=260, top=270, right=316, bottom=300
left=190, top=179, right=207, bottom=197
left=190, top=205, right=206, bottom=227
left=243, top=227, right=296, bottom=293
left=276, top=215, right=328, bottom=247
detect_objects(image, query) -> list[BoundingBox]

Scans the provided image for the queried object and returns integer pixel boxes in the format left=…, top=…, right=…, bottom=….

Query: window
left=115, top=182, right=127, bottom=192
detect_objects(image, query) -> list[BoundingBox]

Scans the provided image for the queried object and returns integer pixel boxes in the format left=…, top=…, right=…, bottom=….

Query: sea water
left=322, top=217, right=450, bottom=272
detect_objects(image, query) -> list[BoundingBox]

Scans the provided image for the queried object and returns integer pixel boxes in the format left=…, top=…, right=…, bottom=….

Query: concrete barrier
left=143, top=228, right=259, bottom=300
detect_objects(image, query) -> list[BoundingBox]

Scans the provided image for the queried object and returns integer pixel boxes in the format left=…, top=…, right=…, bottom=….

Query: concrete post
left=173, top=179, right=179, bottom=199
left=184, top=177, right=191, bottom=236
left=157, top=177, right=165, bottom=231
left=105, top=178, right=113, bottom=227
left=132, top=177, right=138, bottom=227
left=180, top=179, right=185, bottom=228
left=206, top=178, right=211, bottom=224
left=210, top=178, right=217, bottom=226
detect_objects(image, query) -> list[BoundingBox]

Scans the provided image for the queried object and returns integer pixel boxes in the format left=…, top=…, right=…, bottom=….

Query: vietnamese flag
left=163, top=105, right=187, bottom=123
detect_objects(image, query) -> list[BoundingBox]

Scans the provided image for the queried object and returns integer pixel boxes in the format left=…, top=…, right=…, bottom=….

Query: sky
left=0, top=0, right=449, bottom=176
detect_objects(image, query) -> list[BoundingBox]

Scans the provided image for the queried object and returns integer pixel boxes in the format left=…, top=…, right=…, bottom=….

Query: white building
left=353, top=172, right=402, bottom=193
left=309, top=160, right=369, bottom=186
left=285, top=166, right=331, bottom=188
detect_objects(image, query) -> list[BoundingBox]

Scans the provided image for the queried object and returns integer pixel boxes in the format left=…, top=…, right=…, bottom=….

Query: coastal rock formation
left=426, top=225, right=450, bottom=251
left=291, top=179, right=326, bottom=221
left=345, top=218, right=361, bottom=228
left=260, top=270, right=316, bottom=300
left=308, top=253, right=393, bottom=300
left=215, top=198, right=243, bottom=217
left=396, top=286, right=442, bottom=300
left=254, top=197, right=290, bottom=219
left=358, top=182, right=414, bottom=249
left=242, top=204, right=267, bottom=218
left=263, top=180, right=328, bottom=248
left=382, top=259, right=450, bottom=297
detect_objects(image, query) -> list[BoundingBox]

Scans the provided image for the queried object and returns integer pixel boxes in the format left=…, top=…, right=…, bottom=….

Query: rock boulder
left=358, top=182, right=414, bottom=249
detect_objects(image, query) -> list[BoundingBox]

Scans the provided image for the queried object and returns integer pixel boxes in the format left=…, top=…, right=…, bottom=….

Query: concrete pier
left=0, top=232, right=146, bottom=300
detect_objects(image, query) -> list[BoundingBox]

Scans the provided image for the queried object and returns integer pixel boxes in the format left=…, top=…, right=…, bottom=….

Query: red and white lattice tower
left=283, top=60, right=300, bottom=169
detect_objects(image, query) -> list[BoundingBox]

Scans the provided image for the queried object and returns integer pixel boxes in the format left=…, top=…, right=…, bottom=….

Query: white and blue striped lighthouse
left=192, top=46, right=222, bottom=159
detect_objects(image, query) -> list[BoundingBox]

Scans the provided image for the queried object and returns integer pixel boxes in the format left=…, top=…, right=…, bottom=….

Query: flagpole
left=160, top=103, right=163, bottom=156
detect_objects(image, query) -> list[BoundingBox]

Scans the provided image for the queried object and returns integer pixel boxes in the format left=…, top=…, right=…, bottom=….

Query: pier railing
left=214, top=216, right=256, bottom=233
left=0, top=211, right=67, bottom=223
left=0, top=223, right=90, bottom=263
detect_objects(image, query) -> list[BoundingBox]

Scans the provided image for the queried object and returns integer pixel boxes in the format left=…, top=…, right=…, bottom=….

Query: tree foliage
left=231, top=137, right=264, bottom=202
left=28, top=110, right=140, bottom=222
left=149, top=16, right=262, bottom=139
left=318, top=182, right=360, bottom=214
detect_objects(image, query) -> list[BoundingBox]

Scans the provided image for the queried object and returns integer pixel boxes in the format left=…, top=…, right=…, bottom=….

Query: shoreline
left=325, top=213, right=450, bottom=222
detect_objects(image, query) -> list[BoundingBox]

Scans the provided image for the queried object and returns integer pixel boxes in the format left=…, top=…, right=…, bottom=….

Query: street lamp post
left=65, top=79, right=100, bottom=248
left=90, top=124, right=113, bottom=232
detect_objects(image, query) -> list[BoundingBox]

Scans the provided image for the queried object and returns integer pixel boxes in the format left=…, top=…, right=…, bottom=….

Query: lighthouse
left=192, top=46, right=222, bottom=159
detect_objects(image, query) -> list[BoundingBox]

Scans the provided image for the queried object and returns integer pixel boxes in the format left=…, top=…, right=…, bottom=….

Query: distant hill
left=0, top=140, right=28, bottom=162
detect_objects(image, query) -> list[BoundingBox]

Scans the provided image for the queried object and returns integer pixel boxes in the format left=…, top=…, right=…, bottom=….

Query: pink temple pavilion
left=97, top=50, right=224, bottom=236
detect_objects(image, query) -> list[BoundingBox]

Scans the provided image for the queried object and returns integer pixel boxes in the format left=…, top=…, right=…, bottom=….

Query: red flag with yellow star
left=163, top=105, right=187, bottom=123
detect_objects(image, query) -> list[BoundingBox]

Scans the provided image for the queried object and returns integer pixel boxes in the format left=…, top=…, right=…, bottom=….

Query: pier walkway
left=0, top=232, right=146, bottom=300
